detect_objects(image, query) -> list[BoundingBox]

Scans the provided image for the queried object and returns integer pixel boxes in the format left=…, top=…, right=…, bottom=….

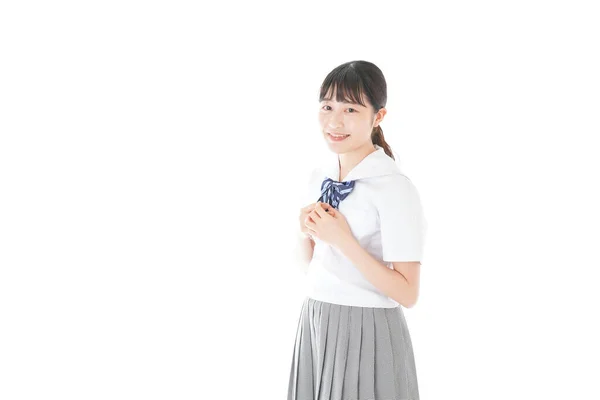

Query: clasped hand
left=300, top=201, right=354, bottom=249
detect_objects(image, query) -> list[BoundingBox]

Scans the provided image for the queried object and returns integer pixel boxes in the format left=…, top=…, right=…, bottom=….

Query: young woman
left=288, top=60, right=427, bottom=400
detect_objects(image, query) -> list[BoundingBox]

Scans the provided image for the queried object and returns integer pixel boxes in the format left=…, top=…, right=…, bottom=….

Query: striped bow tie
left=317, top=177, right=356, bottom=209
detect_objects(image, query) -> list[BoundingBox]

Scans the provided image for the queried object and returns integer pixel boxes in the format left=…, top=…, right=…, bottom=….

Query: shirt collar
left=321, top=144, right=402, bottom=182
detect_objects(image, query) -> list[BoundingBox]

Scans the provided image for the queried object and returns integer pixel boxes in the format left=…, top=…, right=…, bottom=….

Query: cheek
left=318, top=114, right=328, bottom=128
left=352, top=119, right=373, bottom=136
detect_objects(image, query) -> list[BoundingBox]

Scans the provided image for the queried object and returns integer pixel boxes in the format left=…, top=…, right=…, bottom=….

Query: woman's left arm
left=337, top=236, right=420, bottom=308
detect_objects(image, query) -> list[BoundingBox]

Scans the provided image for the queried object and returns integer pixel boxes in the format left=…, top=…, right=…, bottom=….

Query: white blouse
left=300, top=145, right=428, bottom=308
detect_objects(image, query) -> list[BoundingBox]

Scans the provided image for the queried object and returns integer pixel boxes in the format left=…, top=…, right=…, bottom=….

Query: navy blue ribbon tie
left=317, top=177, right=356, bottom=209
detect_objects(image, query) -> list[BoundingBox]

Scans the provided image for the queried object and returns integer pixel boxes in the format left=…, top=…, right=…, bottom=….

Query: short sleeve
left=375, top=175, right=427, bottom=262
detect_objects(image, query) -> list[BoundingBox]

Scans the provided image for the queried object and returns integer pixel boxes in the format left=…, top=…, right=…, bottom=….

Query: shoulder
left=369, top=173, right=423, bottom=210
left=370, top=173, right=417, bottom=195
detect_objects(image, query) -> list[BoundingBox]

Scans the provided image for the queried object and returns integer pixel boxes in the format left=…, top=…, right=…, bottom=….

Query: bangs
left=319, top=67, right=369, bottom=107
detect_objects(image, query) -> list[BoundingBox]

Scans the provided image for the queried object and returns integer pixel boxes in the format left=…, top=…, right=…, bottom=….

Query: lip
left=327, top=132, right=350, bottom=143
left=327, top=132, right=350, bottom=136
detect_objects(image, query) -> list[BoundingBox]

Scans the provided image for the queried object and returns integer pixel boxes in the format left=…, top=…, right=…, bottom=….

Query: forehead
left=321, top=86, right=368, bottom=107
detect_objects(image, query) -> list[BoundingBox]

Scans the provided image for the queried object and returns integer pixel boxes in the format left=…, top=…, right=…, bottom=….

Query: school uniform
left=288, top=144, right=428, bottom=400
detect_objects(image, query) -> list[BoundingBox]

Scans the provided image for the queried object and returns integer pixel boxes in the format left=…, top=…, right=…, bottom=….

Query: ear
left=374, top=107, right=387, bottom=126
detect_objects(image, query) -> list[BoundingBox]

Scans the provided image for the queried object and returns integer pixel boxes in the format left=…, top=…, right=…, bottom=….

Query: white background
left=1, top=1, right=599, bottom=399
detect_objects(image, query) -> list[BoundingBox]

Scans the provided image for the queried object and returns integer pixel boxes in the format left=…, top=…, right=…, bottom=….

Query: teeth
left=330, top=133, right=349, bottom=138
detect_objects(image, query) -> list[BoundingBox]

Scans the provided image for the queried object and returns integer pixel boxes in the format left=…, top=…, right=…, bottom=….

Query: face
left=318, top=88, right=386, bottom=154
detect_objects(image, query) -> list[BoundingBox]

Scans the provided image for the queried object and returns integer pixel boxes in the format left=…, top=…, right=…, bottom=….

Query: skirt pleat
left=287, top=297, right=419, bottom=400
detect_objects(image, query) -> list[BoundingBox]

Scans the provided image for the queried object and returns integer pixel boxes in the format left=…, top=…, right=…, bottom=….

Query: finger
left=302, top=228, right=314, bottom=237
left=300, top=210, right=311, bottom=219
left=313, top=202, right=330, bottom=218
left=305, top=218, right=317, bottom=230
left=300, top=203, right=316, bottom=214
left=321, top=203, right=338, bottom=216
left=302, top=202, right=317, bottom=211
left=305, top=215, right=317, bottom=229
left=300, top=207, right=316, bottom=217
left=309, top=209, right=321, bottom=220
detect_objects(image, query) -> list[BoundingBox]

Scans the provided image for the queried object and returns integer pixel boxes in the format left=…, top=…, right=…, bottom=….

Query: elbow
left=398, top=288, right=419, bottom=309
left=408, top=289, right=420, bottom=308
left=403, top=298, right=418, bottom=308
left=392, top=295, right=418, bottom=309
left=402, top=297, right=418, bottom=309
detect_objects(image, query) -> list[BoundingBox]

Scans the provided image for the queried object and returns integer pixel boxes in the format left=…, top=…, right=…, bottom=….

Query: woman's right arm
left=294, top=232, right=315, bottom=274
left=294, top=202, right=317, bottom=273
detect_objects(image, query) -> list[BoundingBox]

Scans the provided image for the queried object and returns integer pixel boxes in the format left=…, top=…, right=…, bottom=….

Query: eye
left=321, top=105, right=357, bottom=113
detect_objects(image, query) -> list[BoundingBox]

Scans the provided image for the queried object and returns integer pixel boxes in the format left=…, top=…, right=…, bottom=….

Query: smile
left=328, top=133, right=350, bottom=142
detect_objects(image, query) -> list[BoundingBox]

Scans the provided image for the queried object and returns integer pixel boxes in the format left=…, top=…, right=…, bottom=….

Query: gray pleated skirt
left=287, top=297, right=419, bottom=400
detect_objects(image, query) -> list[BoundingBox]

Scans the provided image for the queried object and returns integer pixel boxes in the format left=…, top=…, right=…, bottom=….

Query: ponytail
left=371, top=125, right=394, bottom=160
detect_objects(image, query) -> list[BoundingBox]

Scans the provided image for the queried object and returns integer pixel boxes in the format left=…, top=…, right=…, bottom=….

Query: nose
left=327, top=110, right=344, bottom=130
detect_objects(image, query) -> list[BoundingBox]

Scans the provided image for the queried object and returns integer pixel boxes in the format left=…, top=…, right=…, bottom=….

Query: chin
left=326, top=142, right=349, bottom=153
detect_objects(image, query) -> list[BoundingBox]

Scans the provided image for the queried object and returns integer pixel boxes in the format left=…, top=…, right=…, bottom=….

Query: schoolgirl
left=288, top=60, right=427, bottom=400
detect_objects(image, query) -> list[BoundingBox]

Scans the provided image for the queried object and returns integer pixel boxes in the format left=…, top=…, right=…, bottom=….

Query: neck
left=337, top=143, right=377, bottom=181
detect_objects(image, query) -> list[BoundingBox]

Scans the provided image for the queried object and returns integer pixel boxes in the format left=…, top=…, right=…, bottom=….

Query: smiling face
left=318, top=87, right=386, bottom=154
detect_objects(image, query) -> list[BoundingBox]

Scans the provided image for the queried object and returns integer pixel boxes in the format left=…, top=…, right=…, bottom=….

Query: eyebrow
left=322, top=99, right=363, bottom=106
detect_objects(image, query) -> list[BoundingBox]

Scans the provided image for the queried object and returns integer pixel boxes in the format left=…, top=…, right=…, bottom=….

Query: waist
left=305, top=261, right=399, bottom=308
